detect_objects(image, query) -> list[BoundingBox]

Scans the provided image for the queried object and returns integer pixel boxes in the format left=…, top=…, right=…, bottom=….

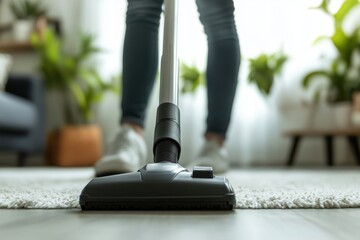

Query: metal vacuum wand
left=160, top=0, right=179, bottom=105
left=153, top=0, right=181, bottom=163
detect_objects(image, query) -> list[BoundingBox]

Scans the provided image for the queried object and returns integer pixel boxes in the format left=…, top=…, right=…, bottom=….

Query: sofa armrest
left=0, top=92, right=36, bottom=133
left=5, top=74, right=45, bottom=127
left=2, top=74, right=45, bottom=153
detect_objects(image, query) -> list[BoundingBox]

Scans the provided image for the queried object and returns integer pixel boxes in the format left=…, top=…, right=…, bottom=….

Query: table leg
left=324, top=135, right=333, bottom=166
left=347, top=136, right=360, bottom=166
left=17, top=152, right=27, bottom=167
left=287, top=136, right=300, bottom=166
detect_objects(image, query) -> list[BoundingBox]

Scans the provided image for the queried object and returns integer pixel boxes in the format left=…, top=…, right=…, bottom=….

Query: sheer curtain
left=53, top=0, right=352, bottom=166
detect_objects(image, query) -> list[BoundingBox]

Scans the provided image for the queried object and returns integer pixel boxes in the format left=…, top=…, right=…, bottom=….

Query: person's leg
left=190, top=0, right=240, bottom=173
left=196, top=0, right=240, bottom=143
left=121, top=0, right=164, bottom=133
left=95, top=0, right=163, bottom=176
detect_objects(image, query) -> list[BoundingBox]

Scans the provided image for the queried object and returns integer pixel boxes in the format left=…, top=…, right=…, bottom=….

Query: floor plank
left=1, top=209, right=360, bottom=240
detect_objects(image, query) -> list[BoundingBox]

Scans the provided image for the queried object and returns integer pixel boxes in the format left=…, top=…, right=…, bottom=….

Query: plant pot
left=46, top=125, right=102, bottom=166
left=13, top=20, right=34, bottom=42
left=332, top=102, right=352, bottom=129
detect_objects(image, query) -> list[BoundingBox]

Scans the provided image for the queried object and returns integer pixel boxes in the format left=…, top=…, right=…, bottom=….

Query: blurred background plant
left=31, top=28, right=120, bottom=125
left=9, top=0, right=48, bottom=42
left=179, top=62, right=205, bottom=94
left=10, top=0, right=46, bottom=20
left=302, top=0, right=360, bottom=103
left=247, top=51, right=288, bottom=96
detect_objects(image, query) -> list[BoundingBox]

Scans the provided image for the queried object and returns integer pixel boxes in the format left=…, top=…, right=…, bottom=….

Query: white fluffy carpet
left=0, top=168, right=360, bottom=209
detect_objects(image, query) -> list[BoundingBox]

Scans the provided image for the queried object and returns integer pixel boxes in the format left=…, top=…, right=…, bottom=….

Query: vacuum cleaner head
left=80, top=162, right=236, bottom=210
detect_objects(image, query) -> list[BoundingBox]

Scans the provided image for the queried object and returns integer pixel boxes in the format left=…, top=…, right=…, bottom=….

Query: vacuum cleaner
left=79, top=0, right=236, bottom=210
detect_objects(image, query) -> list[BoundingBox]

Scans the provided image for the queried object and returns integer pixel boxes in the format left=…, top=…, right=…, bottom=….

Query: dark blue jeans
left=121, top=0, right=240, bottom=138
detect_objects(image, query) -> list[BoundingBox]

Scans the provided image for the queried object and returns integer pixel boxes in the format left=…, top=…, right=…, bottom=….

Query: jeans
left=121, top=0, right=240, bottom=138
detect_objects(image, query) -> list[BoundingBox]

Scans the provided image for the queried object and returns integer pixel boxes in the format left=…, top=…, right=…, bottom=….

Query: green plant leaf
left=310, top=0, right=330, bottom=15
left=331, top=26, right=347, bottom=53
left=247, top=52, right=287, bottom=96
left=302, top=70, right=331, bottom=89
left=10, top=0, right=47, bottom=19
left=334, top=0, right=360, bottom=25
left=180, top=62, right=203, bottom=94
left=76, top=34, right=101, bottom=63
left=330, top=26, right=360, bottom=67
left=274, top=54, right=288, bottom=74
left=69, top=82, right=86, bottom=113
left=313, top=35, right=329, bottom=45
left=9, top=1, right=22, bottom=19
left=79, top=69, right=102, bottom=89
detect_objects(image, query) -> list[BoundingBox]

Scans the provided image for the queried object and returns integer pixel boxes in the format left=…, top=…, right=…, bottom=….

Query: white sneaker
left=95, top=125, right=147, bottom=177
left=188, top=140, right=229, bottom=174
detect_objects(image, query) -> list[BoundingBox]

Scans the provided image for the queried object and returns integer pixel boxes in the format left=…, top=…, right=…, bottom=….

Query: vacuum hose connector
left=153, top=103, right=181, bottom=163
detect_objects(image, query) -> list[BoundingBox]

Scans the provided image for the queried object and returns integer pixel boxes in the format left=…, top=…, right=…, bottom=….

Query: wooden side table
left=0, top=41, right=34, bottom=53
left=284, top=129, right=360, bottom=166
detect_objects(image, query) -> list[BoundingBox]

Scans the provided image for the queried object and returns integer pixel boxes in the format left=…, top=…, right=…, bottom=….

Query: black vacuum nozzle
left=153, top=103, right=181, bottom=163
left=80, top=162, right=236, bottom=210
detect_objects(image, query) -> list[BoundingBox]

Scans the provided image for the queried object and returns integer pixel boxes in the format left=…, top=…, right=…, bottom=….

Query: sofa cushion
left=0, top=92, right=36, bottom=132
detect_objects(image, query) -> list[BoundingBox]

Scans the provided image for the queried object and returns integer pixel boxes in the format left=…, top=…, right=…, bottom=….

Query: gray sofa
left=0, top=75, right=45, bottom=166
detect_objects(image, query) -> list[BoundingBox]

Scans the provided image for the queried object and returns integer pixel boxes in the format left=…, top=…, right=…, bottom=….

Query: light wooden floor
left=1, top=208, right=360, bottom=240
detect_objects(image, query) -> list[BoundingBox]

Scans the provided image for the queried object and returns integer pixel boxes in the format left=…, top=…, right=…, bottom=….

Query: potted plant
left=247, top=51, right=288, bottom=97
left=10, top=0, right=46, bottom=41
left=31, top=28, right=120, bottom=166
left=302, top=0, right=360, bottom=128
